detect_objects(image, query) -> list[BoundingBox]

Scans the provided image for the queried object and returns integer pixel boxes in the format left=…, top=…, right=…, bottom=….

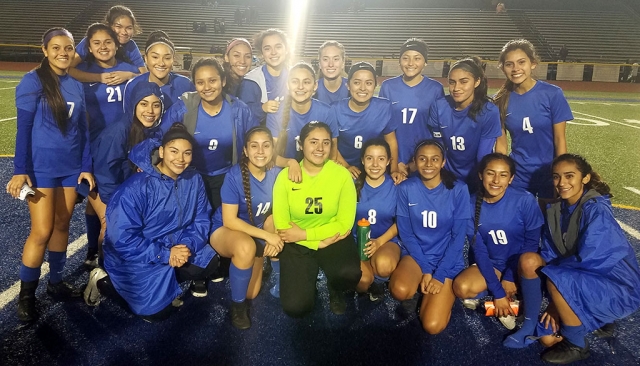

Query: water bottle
left=357, top=218, right=371, bottom=261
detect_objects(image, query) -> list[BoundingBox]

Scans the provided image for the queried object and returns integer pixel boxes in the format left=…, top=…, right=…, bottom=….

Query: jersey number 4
left=522, top=117, right=534, bottom=134
left=305, top=197, right=323, bottom=214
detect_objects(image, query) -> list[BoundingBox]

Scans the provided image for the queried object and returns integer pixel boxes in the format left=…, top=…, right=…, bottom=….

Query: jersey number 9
left=208, top=139, right=218, bottom=151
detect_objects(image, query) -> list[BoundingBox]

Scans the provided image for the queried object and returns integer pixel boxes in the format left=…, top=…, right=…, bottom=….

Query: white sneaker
left=462, top=299, right=481, bottom=310
left=84, top=267, right=107, bottom=306
left=171, top=297, right=184, bottom=307
left=499, top=315, right=517, bottom=330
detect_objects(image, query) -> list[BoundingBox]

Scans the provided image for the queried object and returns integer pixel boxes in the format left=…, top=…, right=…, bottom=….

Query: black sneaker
left=17, top=281, right=38, bottom=322
left=541, top=338, right=590, bottom=364
left=46, top=281, right=82, bottom=300
left=593, top=322, right=615, bottom=338
left=328, top=286, right=346, bottom=315
left=368, top=282, right=385, bottom=302
left=230, top=300, right=251, bottom=330
left=83, top=247, right=99, bottom=269
left=190, top=280, right=208, bottom=297
left=210, top=257, right=230, bottom=283
left=400, top=296, right=419, bottom=315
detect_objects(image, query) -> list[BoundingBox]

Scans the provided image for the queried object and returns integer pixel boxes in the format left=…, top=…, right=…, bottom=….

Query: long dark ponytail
left=552, top=154, right=612, bottom=198
left=449, top=56, right=490, bottom=122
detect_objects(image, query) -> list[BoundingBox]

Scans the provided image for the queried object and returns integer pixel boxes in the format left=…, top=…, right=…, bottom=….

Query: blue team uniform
left=315, top=77, right=349, bottom=105
left=76, top=37, right=145, bottom=69
left=504, top=81, right=573, bottom=198
left=468, top=187, right=543, bottom=299
left=76, top=60, right=141, bottom=144
left=378, top=75, right=444, bottom=164
left=335, top=97, right=396, bottom=167
left=428, top=96, right=502, bottom=190
left=161, top=92, right=257, bottom=176
left=267, top=99, right=339, bottom=159
left=353, top=176, right=399, bottom=244
left=240, top=65, right=289, bottom=123
left=540, top=192, right=640, bottom=331
left=14, top=71, right=91, bottom=183
left=104, top=138, right=216, bottom=316
left=211, top=164, right=281, bottom=231
left=92, top=81, right=164, bottom=205
left=396, top=178, right=471, bottom=283
left=123, top=72, right=195, bottom=112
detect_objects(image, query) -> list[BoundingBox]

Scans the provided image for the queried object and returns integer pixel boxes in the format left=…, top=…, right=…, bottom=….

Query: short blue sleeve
left=550, top=87, right=573, bottom=124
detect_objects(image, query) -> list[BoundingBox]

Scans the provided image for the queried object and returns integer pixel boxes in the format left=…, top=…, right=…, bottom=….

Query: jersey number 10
left=421, top=210, right=437, bottom=228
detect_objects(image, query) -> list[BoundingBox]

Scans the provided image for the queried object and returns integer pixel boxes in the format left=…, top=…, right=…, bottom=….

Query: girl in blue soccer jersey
left=239, top=28, right=290, bottom=123
left=502, top=154, right=640, bottom=364
left=428, top=57, right=502, bottom=192
left=452, top=153, right=543, bottom=330
left=494, top=39, right=572, bottom=199
left=379, top=38, right=444, bottom=176
left=124, top=31, right=195, bottom=112
left=76, top=23, right=142, bottom=266
left=85, top=124, right=219, bottom=322
left=69, top=5, right=146, bottom=84
left=269, top=62, right=339, bottom=183
left=389, top=140, right=470, bottom=334
left=334, top=62, right=403, bottom=184
left=223, top=38, right=254, bottom=97
left=315, top=41, right=349, bottom=105
left=354, top=139, right=401, bottom=302
left=209, top=126, right=283, bottom=329
left=6, top=28, right=94, bottom=322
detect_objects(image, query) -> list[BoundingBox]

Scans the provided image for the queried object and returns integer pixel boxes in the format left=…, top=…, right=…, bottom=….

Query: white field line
left=0, top=87, right=16, bottom=90
left=0, top=235, right=87, bottom=310
left=624, top=187, right=640, bottom=197
left=618, top=220, right=640, bottom=241
left=0, top=117, right=16, bottom=122
left=572, top=111, right=640, bottom=130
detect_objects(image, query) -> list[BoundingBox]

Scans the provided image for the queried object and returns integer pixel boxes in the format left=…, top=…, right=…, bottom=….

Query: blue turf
left=1, top=156, right=639, bottom=365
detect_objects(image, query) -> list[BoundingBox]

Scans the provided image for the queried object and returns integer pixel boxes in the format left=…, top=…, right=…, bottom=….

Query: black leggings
left=278, top=236, right=361, bottom=318
left=99, top=256, right=220, bottom=322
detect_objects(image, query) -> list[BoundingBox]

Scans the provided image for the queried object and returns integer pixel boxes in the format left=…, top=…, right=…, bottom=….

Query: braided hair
left=241, top=126, right=274, bottom=225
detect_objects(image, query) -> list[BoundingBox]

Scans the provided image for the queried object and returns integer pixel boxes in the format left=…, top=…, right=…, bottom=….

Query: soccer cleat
left=462, top=298, right=481, bottom=310
left=230, top=300, right=251, bottom=329
left=84, top=253, right=99, bottom=269
left=210, top=257, right=230, bottom=283
left=190, top=280, right=208, bottom=297
left=593, top=322, right=615, bottom=338
left=541, top=338, right=590, bottom=364
left=47, top=281, right=82, bottom=300
left=498, top=315, right=517, bottom=330
left=368, top=282, right=385, bottom=302
left=328, top=286, right=346, bottom=315
left=171, top=297, right=184, bottom=307
left=84, top=268, right=107, bottom=306
left=17, top=280, right=38, bottom=322
left=269, top=272, right=280, bottom=298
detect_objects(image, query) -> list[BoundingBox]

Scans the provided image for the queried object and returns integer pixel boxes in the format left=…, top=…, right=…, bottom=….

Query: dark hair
left=471, top=153, right=516, bottom=244
left=449, top=57, right=490, bottom=122
left=128, top=94, right=162, bottom=151
left=191, top=57, right=226, bottom=85
left=84, top=23, right=129, bottom=66
left=104, top=5, right=142, bottom=35
left=275, top=62, right=316, bottom=157
left=38, top=28, right=74, bottom=135
left=347, top=61, right=377, bottom=87
left=494, top=39, right=539, bottom=127
left=145, top=30, right=175, bottom=54
left=253, top=28, right=288, bottom=56
left=355, top=138, right=391, bottom=201
left=318, top=40, right=345, bottom=79
left=552, top=153, right=612, bottom=197
left=400, top=38, right=428, bottom=61
left=412, top=139, right=456, bottom=189
left=223, top=38, right=252, bottom=94
left=299, top=121, right=332, bottom=145
left=162, top=123, right=196, bottom=148
left=241, top=126, right=274, bottom=225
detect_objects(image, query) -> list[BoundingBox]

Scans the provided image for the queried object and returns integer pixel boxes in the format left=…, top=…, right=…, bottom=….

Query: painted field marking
left=624, top=119, right=640, bottom=124
left=624, top=187, right=640, bottom=197
left=618, top=220, right=640, bottom=241
left=0, top=80, right=20, bottom=83
left=0, top=117, right=16, bottom=122
left=613, top=204, right=640, bottom=212
left=0, top=235, right=87, bottom=311
left=0, top=87, right=16, bottom=90
left=570, top=102, right=639, bottom=106
left=572, top=111, right=640, bottom=130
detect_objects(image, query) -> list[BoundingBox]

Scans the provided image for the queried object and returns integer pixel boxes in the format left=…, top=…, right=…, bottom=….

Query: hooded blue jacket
left=103, top=138, right=216, bottom=316
left=93, top=81, right=164, bottom=205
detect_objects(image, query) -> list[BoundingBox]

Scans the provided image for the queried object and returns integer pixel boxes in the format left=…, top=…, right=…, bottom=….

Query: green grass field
left=1, top=71, right=639, bottom=207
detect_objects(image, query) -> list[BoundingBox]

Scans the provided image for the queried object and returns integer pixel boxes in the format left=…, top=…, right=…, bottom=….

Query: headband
left=145, top=41, right=175, bottom=55
left=348, top=61, right=376, bottom=81
left=400, top=40, right=428, bottom=60
left=413, top=139, right=446, bottom=158
left=43, top=29, right=74, bottom=46
left=226, top=38, right=252, bottom=55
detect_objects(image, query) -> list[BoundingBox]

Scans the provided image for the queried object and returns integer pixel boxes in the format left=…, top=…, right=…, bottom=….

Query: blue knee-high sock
left=48, top=251, right=67, bottom=284
left=473, top=290, right=489, bottom=299
left=19, top=263, right=41, bottom=283
left=560, top=323, right=587, bottom=348
left=85, top=214, right=100, bottom=253
left=374, top=275, right=389, bottom=283
left=503, top=277, right=542, bottom=348
left=229, top=262, right=252, bottom=303
left=270, top=259, right=280, bottom=275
